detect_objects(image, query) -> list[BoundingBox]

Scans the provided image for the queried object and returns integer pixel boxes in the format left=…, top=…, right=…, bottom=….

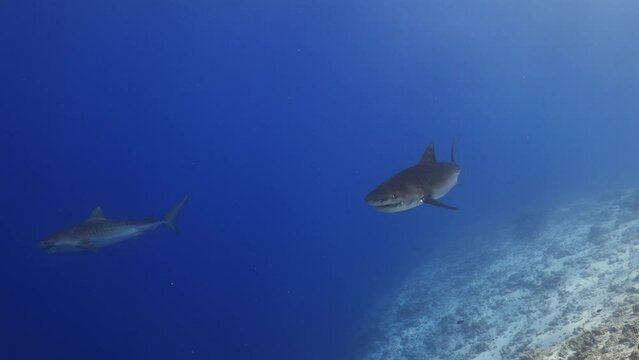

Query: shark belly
left=89, top=225, right=152, bottom=248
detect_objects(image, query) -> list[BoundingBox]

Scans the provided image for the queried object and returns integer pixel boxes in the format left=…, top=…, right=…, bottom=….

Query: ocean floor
left=365, top=189, right=639, bottom=360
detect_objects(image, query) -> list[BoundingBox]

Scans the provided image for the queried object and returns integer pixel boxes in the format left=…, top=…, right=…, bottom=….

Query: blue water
left=2, top=1, right=639, bottom=359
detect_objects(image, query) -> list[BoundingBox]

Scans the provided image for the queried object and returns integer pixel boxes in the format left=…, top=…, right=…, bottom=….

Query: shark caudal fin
left=164, top=193, right=192, bottom=233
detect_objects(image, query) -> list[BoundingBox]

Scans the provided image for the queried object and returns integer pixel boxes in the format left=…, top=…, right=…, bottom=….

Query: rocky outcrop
left=536, top=300, right=639, bottom=359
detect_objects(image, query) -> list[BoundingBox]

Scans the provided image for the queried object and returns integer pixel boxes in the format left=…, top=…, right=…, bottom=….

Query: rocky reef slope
left=365, top=190, right=639, bottom=360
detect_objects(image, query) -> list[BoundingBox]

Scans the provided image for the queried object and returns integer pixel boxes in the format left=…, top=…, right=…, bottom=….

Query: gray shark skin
left=365, top=141, right=460, bottom=213
left=39, top=193, right=191, bottom=253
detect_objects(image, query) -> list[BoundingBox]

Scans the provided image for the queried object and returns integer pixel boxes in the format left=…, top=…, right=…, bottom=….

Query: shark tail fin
left=164, top=193, right=192, bottom=233
left=451, top=137, right=457, bottom=163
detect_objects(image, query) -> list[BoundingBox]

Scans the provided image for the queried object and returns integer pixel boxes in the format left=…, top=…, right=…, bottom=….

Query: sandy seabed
left=365, top=189, right=639, bottom=360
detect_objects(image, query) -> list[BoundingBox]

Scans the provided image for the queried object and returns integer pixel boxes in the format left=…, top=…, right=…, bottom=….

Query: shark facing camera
left=365, top=140, right=460, bottom=213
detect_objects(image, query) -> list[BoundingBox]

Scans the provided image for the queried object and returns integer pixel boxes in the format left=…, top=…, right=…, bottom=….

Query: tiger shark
left=365, top=140, right=460, bottom=213
left=39, top=193, right=191, bottom=253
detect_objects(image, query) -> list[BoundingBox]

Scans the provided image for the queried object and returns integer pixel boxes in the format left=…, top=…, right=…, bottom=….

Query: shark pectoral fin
left=423, top=198, right=459, bottom=211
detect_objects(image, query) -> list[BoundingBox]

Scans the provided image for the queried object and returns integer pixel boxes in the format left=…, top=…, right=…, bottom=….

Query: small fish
left=365, top=140, right=460, bottom=213
left=39, top=194, right=191, bottom=253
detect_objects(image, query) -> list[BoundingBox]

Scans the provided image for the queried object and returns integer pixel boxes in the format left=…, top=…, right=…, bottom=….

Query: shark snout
left=38, top=240, right=55, bottom=253
left=364, top=191, right=397, bottom=205
left=365, top=183, right=427, bottom=213
left=364, top=189, right=407, bottom=212
left=364, top=192, right=377, bottom=204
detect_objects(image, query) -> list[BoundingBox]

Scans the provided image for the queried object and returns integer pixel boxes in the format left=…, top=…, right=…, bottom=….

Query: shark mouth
left=375, top=202, right=403, bottom=210
left=371, top=201, right=411, bottom=213
left=368, top=197, right=425, bottom=213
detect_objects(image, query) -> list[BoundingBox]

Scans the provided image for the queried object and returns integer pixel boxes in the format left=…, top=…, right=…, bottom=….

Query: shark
left=39, top=193, right=191, bottom=253
left=365, top=140, right=460, bottom=213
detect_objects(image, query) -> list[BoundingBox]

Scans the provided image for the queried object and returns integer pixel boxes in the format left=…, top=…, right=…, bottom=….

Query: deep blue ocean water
left=2, top=1, right=639, bottom=359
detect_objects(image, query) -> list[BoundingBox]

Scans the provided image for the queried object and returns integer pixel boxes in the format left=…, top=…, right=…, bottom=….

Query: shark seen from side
left=39, top=193, right=191, bottom=253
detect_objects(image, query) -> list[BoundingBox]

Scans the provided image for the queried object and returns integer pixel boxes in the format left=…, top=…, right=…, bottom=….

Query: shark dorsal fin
left=87, top=206, right=106, bottom=222
left=419, top=144, right=437, bottom=164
